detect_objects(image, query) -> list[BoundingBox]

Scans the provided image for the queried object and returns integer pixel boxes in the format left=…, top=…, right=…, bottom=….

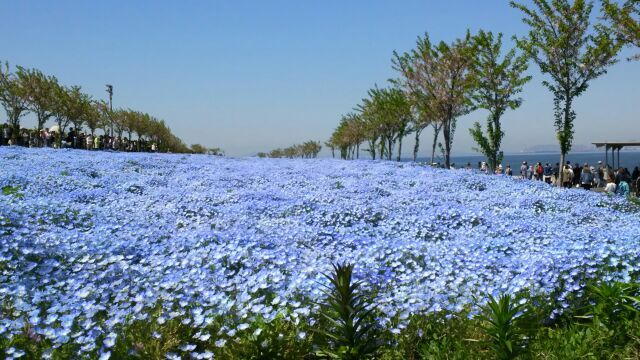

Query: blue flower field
left=1, top=147, right=639, bottom=358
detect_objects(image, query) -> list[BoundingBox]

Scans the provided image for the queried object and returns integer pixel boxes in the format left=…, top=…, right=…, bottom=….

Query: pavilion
left=592, top=142, right=640, bottom=169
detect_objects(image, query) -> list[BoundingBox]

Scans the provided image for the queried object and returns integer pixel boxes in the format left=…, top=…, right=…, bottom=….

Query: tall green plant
left=314, top=263, right=380, bottom=359
left=586, top=282, right=640, bottom=328
left=476, top=294, right=526, bottom=360
left=469, top=30, right=531, bottom=172
left=511, top=0, right=621, bottom=185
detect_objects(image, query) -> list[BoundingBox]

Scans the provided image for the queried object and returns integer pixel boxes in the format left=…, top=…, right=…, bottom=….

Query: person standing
left=552, top=163, right=560, bottom=185
left=505, top=165, right=513, bottom=176
left=2, top=123, right=12, bottom=146
left=572, top=164, right=582, bottom=187
left=580, top=164, right=594, bottom=190
left=85, top=133, right=93, bottom=150
left=520, top=161, right=528, bottom=179
left=562, top=165, right=573, bottom=188
left=535, top=162, right=544, bottom=181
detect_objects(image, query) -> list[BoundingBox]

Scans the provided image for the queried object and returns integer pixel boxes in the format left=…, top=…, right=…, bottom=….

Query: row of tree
left=0, top=62, right=190, bottom=152
left=327, top=0, right=638, bottom=183
left=189, top=144, right=224, bottom=155
left=258, top=140, right=322, bottom=159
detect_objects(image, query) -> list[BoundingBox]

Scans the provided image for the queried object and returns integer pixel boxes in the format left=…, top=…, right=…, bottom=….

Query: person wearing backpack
left=535, top=162, right=544, bottom=181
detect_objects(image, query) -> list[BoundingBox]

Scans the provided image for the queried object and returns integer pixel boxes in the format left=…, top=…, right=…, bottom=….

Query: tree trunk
left=430, top=124, right=440, bottom=165
left=379, top=137, right=386, bottom=160
left=559, top=152, right=566, bottom=186
left=413, top=128, right=422, bottom=162
left=387, top=136, right=393, bottom=160
left=369, top=138, right=376, bottom=160
left=558, top=94, right=573, bottom=186
left=397, top=134, right=403, bottom=162
left=356, top=143, right=359, bottom=159
left=56, top=119, right=63, bottom=148
left=331, top=147, right=335, bottom=158
left=443, top=122, right=451, bottom=169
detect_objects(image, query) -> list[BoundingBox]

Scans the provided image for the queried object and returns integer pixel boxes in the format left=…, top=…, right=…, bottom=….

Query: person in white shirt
left=605, top=177, right=617, bottom=194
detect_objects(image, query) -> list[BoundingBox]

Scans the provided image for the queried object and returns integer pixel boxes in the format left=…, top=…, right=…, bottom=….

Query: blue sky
left=1, top=0, right=638, bottom=156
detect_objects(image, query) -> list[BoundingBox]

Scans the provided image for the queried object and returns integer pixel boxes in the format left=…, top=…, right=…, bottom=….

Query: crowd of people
left=1, top=124, right=158, bottom=152
left=469, top=160, right=639, bottom=197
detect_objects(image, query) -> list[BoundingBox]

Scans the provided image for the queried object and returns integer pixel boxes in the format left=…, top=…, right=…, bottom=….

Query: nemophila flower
left=179, top=344, right=197, bottom=352
left=1, top=147, right=640, bottom=356
left=214, top=339, right=226, bottom=347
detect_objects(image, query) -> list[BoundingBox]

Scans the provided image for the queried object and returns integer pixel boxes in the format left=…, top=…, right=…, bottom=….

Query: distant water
left=411, top=152, right=640, bottom=170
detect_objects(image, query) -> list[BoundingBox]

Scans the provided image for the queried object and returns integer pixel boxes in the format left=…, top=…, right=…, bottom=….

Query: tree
left=190, top=143, right=207, bottom=154
left=601, top=0, right=639, bottom=60
left=207, top=147, right=224, bottom=156
left=330, top=113, right=367, bottom=160
left=51, top=86, right=73, bottom=147
left=324, top=139, right=336, bottom=158
left=392, top=51, right=437, bottom=162
left=360, top=87, right=412, bottom=161
left=301, top=140, right=322, bottom=158
left=94, top=100, right=113, bottom=135
left=469, top=30, right=531, bottom=172
left=411, top=33, right=476, bottom=168
left=84, top=101, right=103, bottom=136
left=511, top=0, right=621, bottom=184
left=17, top=67, right=60, bottom=134
left=134, top=112, right=151, bottom=151
left=0, top=62, right=29, bottom=142
left=64, top=86, right=91, bottom=135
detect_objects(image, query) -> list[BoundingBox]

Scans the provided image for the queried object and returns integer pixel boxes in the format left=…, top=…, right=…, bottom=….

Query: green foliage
left=469, top=30, right=531, bottom=172
left=510, top=0, right=621, bottom=180
left=1, top=184, right=23, bottom=199
left=586, top=282, right=639, bottom=328
left=0, top=61, right=29, bottom=139
left=4, top=279, right=640, bottom=358
left=261, top=140, right=322, bottom=159
left=359, top=87, right=412, bottom=161
left=601, top=0, right=640, bottom=61
left=476, top=294, right=526, bottom=360
left=378, top=310, right=483, bottom=360
left=314, top=263, right=381, bottom=359
left=190, top=143, right=208, bottom=154
left=401, top=32, right=476, bottom=168
left=15, top=66, right=60, bottom=131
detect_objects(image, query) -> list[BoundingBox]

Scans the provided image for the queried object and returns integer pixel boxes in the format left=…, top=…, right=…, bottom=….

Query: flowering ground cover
left=1, top=147, right=640, bottom=359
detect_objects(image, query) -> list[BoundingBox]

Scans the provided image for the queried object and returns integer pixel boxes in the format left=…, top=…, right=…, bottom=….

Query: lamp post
left=105, top=84, right=113, bottom=136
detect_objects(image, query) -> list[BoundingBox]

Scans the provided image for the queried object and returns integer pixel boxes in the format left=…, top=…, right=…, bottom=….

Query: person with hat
left=520, top=161, right=528, bottom=179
